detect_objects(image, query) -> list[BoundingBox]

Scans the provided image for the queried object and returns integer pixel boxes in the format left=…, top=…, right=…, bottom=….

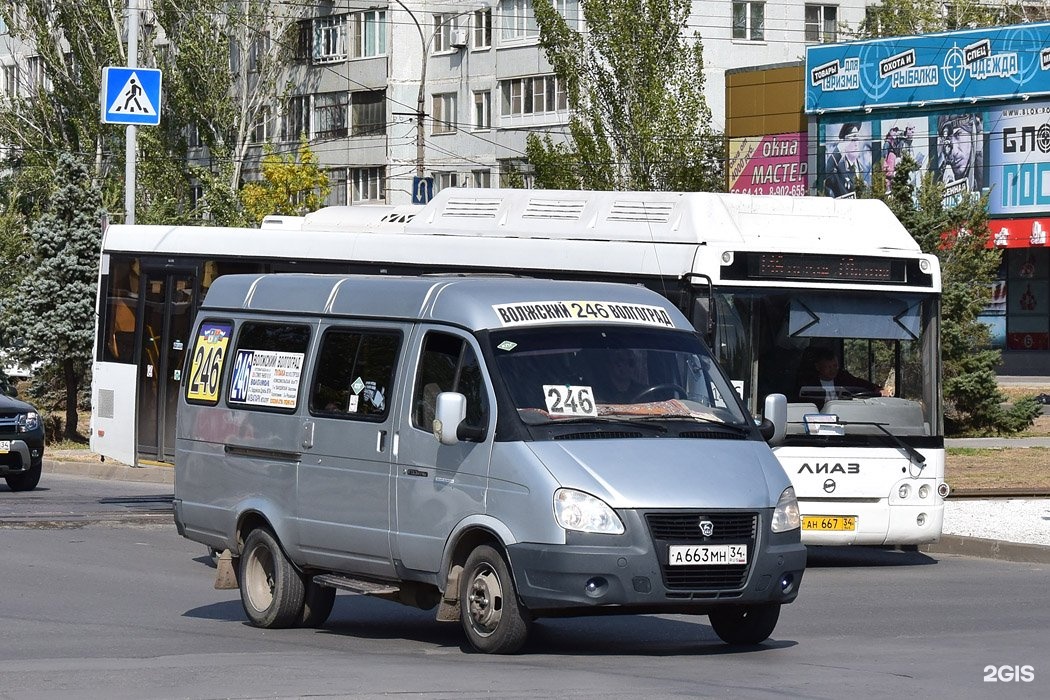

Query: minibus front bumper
left=505, top=509, right=805, bottom=614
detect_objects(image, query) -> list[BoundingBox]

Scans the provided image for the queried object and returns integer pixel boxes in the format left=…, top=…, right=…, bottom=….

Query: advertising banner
left=805, top=22, right=1050, bottom=113
left=727, top=133, right=808, bottom=196
left=988, top=216, right=1050, bottom=247
left=986, top=101, right=1050, bottom=215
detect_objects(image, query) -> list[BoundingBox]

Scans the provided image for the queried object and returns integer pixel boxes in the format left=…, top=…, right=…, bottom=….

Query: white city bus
left=92, top=188, right=945, bottom=545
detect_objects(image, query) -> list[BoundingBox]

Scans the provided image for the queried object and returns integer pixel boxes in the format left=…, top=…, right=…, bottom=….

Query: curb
left=42, top=458, right=173, bottom=485
left=921, top=534, right=1050, bottom=564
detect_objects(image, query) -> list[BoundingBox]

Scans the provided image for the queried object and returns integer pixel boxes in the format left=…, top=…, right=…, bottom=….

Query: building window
left=500, top=75, right=567, bottom=116
left=26, top=55, right=44, bottom=91
left=732, top=2, right=764, bottom=41
left=350, top=10, right=387, bottom=58
left=499, top=158, right=534, bottom=188
left=284, top=95, right=311, bottom=140
left=555, top=0, right=580, bottom=30
left=433, top=14, right=455, bottom=53
left=472, top=169, right=491, bottom=188
left=250, top=108, right=271, bottom=144
left=473, top=90, right=491, bottom=130
left=473, top=9, right=492, bottom=49
left=327, top=168, right=348, bottom=206
left=436, top=172, right=462, bottom=191
left=296, top=20, right=312, bottom=60
left=432, top=93, right=457, bottom=134
left=187, top=124, right=203, bottom=149
left=314, top=91, right=348, bottom=139
left=1, top=64, right=16, bottom=98
left=805, top=5, right=837, bottom=43
left=352, top=166, right=386, bottom=202
left=315, top=15, right=347, bottom=63
left=351, top=89, right=385, bottom=136
left=248, top=31, right=270, bottom=72
left=500, top=0, right=539, bottom=42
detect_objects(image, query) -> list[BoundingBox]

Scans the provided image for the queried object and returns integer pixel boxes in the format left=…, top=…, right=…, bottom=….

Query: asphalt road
left=0, top=474, right=1047, bottom=698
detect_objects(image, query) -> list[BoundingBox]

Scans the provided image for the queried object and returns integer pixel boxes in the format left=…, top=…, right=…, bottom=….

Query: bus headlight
left=918, top=484, right=930, bottom=499
left=771, top=487, right=800, bottom=532
left=899, top=484, right=911, bottom=499
left=554, top=489, right=625, bottom=535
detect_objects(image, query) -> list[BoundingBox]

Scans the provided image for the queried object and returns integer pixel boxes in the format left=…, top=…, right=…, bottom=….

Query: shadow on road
left=806, top=545, right=937, bottom=568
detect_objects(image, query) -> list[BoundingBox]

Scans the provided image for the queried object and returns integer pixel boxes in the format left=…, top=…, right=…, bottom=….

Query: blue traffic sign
left=101, top=67, right=162, bottom=126
left=412, top=176, right=434, bottom=204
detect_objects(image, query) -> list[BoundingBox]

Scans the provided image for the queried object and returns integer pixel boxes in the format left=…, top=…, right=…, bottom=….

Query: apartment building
left=1, top=1, right=870, bottom=206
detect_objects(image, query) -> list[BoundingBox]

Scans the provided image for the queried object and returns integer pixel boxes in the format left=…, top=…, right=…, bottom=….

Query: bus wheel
left=5, top=459, right=42, bottom=492
left=298, top=580, right=336, bottom=628
left=239, top=528, right=304, bottom=629
left=460, top=544, right=531, bottom=654
left=709, top=603, right=781, bottom=645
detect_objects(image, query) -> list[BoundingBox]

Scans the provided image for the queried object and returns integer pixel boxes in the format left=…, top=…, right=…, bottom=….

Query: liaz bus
left=92, top=188, right=945, bottom=546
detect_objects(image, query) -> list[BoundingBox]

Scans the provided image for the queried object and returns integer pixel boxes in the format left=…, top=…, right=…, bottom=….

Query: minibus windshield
left=489, top=326, right=749, bottom=428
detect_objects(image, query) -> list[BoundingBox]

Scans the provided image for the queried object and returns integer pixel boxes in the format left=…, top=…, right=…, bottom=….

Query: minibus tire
left=460, top=544, right=531, bottom=654
left=709, top=603, right=781, bottom=645
left=299, top=581, right=336, bottom=628
left=239, top=528, right=305, bottom=629
left=5, top=459, right=42, bottom=491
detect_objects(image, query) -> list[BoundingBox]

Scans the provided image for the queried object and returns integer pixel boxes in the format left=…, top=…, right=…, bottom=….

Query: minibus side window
left=227, top=322, right=310, bottom=412
left=309, top=329, right=400, bottom=421
left=412, top=332, right=489, bottom=434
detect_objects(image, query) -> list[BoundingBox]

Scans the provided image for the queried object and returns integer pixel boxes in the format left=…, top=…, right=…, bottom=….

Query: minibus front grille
left=644, top=511, right=758, bottom=592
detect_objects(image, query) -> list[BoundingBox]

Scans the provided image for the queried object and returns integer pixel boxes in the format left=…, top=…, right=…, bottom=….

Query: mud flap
left=214, top=549, right=239, bottom=590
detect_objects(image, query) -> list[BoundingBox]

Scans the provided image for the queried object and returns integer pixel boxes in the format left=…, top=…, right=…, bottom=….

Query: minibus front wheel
left=239, top=527, right=305, bottom=629
left=708, top=603, right=781, bottom=645
left=460, top=544, right=531, bottom=654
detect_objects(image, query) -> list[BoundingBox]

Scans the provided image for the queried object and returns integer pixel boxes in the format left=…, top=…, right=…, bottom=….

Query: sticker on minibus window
left=228, top=349, right=304, bottom=408
left=543, top=385, right=597, bottom=417
left=492, top=301, right=674, bottom=328
left=186, top=322, right=232, bottom=404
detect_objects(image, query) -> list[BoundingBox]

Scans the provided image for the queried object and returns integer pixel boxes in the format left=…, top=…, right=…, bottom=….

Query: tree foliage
left=864, top=157, right=1039, bottom=434
left=527, top=0, right=722, bottom=191
left=852, top=0, right=1043, bottom=39
left=2, top=154, right=103, bottom=440
left=240, top=139, right=330, bottom=225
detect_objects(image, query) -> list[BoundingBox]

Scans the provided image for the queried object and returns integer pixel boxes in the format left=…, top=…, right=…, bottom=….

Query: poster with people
left=822, top=121, right=872, bottom=198
left=879, top=117, right=929, bottom=191
left=935, top=113, right=984, bottom=204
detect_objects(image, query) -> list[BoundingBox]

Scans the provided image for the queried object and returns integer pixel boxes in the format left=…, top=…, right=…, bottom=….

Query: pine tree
left=3, top=154, right=103, bottom=440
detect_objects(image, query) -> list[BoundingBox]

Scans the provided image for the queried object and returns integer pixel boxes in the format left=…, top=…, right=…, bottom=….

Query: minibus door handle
left=376, top=430, right=387, bottom=453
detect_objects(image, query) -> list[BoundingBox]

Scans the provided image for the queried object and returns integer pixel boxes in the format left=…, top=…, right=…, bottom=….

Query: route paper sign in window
left=229, top=349, right=305, bottom=408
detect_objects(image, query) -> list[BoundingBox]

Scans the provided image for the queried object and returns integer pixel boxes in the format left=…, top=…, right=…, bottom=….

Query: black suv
left=1, top=390, right=45, bottom=491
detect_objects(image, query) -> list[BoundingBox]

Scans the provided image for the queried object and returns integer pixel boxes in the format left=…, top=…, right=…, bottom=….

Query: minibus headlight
left=771, top=487, right=801, bottom=533
left=553, top=489, right=625, bottom=535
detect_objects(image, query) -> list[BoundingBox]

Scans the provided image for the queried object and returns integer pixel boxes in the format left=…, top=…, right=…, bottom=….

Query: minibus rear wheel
left=299, top=581, right=336, bottom=628
left=460, top=544, right=531, bottom=654
left=709, top=603, right=781, bottom=645
left=239, top=527, right=305, bottom=629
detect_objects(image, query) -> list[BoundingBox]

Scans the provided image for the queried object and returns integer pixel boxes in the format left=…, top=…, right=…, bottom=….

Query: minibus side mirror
left=759, top=393, right=787, bottom=445
left=434, top=392, right=467, bottom=446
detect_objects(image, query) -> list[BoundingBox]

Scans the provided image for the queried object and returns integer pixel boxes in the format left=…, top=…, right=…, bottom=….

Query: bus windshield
left=711, top=289, right=940, bottom=441
left=489, top=326, right=750, bottom=430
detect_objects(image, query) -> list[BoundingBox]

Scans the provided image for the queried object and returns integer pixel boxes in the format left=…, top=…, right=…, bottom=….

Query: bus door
left=136, top=269, right=196, bottom=463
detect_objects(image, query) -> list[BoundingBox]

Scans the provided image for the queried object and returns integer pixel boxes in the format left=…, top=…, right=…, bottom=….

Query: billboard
left=727, top=133, right=808, bottom=196
left=806, top=22, right=1050, bottom=113
left=816, top=116, right=934, bottom=199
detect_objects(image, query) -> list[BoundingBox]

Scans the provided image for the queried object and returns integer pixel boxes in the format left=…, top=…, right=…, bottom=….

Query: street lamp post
left=390, top=1, right=485, bottom=179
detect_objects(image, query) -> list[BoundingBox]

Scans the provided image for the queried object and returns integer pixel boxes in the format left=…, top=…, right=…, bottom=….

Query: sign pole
left=125, top=0, right=138, bottom=225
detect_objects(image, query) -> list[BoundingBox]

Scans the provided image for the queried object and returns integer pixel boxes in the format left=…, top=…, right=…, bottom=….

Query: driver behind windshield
left=600, top=349, right=647, bottom=403
left=795, top=347, right=882, bottom=409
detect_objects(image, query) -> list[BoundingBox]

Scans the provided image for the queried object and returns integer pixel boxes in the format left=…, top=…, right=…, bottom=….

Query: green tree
left=852, top=0, right=1035, bottom=38
left=866, top=157, right=1039, bottom=434
left=527, top=0, right=722, bottom=191
left=3, top=154, right=104, bottom=441
left=240, top=139, right=331, bottom=225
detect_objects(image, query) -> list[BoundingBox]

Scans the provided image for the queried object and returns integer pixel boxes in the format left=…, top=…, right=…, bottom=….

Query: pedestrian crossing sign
left=101, top=66, right=162, bottom=126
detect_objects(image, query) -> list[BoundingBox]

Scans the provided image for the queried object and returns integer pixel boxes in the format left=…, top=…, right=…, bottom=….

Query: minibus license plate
left=0, top=440, right=9, bottom=453
left=802, top=515, right=856, bottom=531
left=668, top=544, right=747, bottom=566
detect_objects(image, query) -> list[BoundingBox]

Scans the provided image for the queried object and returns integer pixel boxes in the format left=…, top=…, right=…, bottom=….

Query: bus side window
left=103, top=258, right=141, bottom=363
left=411, top=332, right=489, bottom=435
left=309, top=329, right=400, bottom=421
